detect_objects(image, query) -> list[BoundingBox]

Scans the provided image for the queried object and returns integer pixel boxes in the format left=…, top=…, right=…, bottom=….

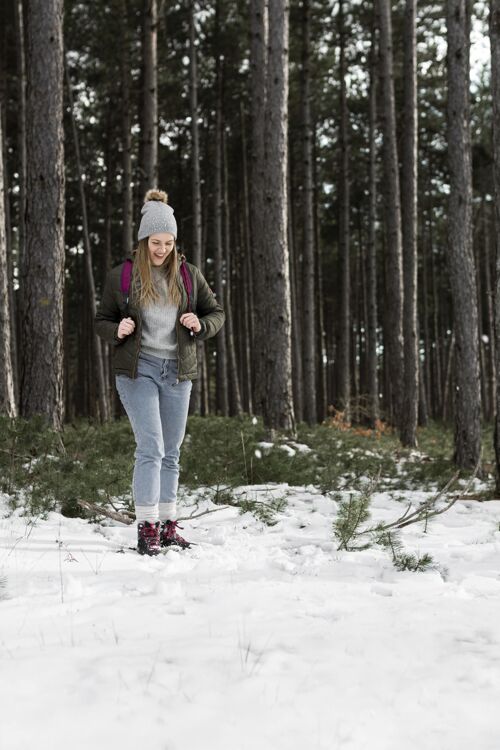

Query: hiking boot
left=160, top=520, right=191, bottom=549
left=137, top=520, right=161, bottom=556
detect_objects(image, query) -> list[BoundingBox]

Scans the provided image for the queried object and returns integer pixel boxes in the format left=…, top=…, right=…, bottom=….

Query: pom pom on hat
left=143, top=188, right=169, bottom=204
left=138, top=188, right=177, bottom=241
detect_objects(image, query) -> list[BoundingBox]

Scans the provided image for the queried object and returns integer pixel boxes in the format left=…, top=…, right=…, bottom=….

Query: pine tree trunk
left=120, top=0, right=134, bottom=258
left=65, top=59, right=110, bottom=423
left=351, top=239, right=360, bottom=420
left=223, top=124, right=243, bottom=415
left=289, top=156, right=304, bottom=423
left=255, top=0, right=295, bottom=434
left=12, top=0, right=26, bottom=407
left=189, top=0, right=204, bottom=414
left=359, top=213, right=369, bottom=409
left=301, top=0, right=317, bottom=424
left=214, top=17, right=229, bottom=416
left=429, top=190, right=443, bottom=415
left=22, top=0, right=65, bottom=429
left=101, top=105, right=115, bottom=413
left=377, top=0, right=404, bottom=427
left=421, top=204, right=432, bottom=418
left=139, top=0, right=158, bottom=198
left=446, top=0, right=481, bottom=467
left=483, top=201, right=496, bottom=421
left=367, top=17, right=379, bottom=427
left=337, top=0, right=351, bottom=422
left=475, top=214, right=489, bottom=420
left=250, top=0, right=268, bottom=417
left=239, top=100, right=254, bottom=414
left=442, top=332, right=455, bottom=423
left=418, top=364, right=429, bottom=426
left=314, top=132, right=327, bottom=422
left=400, top=0, right=419, bottom=447
left=489, top=0, right=500, bottom=490
left=103, top=105, right=114, bottom=275
left=0, top=101, right=17, bottom=417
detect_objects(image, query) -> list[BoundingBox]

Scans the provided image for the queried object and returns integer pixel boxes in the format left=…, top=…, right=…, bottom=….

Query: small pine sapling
left=332, top=459, right=480, bottom=571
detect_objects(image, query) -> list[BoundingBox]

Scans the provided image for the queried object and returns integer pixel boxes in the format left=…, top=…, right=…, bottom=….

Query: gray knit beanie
left=138, top=189, right=177, bottom=241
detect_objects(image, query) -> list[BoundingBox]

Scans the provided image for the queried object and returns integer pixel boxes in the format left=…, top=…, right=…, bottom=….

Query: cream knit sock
left=135, top=505, right=159, bottom=524
left=159, top=502, right=177, bottom=521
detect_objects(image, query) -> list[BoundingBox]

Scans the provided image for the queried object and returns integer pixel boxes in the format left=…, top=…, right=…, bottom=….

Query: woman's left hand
left=180, top=312, right=201, bottom=333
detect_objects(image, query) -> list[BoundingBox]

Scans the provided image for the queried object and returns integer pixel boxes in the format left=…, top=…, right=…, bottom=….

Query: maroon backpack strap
left=179, top=259, right=193, bottom=313
left=119, top=258, right=133, bottom=317
left=120, top=258, right=134, bottom=302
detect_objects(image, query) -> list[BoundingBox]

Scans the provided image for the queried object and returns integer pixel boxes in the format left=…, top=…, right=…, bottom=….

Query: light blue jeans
left=115, top=351, right=192, bottom=513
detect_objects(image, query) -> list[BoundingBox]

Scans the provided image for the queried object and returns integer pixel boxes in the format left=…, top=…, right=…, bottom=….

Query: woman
left=95, top=189, right=225, bottom=555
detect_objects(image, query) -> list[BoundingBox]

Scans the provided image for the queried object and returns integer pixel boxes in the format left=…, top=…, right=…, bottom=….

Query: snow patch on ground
left=1, top=487, right=500, bottom=749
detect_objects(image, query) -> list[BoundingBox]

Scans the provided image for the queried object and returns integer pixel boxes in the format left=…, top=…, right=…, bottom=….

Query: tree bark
left=446, top=0, right=481, bottom=467
left=337, top=0, right=351, bottom=422
left=289, top=155, right=304, bottom=422
left=22, top=0, right=65, bottom=429
left=120, top=0, right=134, bottom=258
left=139, top=0, right=158, bottom=198
left=214, top=5, right=229, bottom=415
left=255, top=0, right=295, bottom=434
left=490, top=0, right=500, bottom=489
left=428, top=179, right=443, bottom=415
left=189, top=0, right=204, bottom=414
left=301, top=0, right=317, bottom=424
left=12, top=0, right=26, bottom=407
left=400, top=0, right=419, bottom=447
left=483, top=200, right=496, bottom=421
left=421, top=198, right=432, bottom=418
left=239, top=100, right=254, bottom=414
left=223, top=122, right=243, bottom=415
left=65, top=58, right=110, bottom=422
left=0, top=101, right=17, bottom=417
left=250, top=0, right=268, bottom=416
left=367, top=16, right=379, bottom=427
left=313, top=129, right=327, bottom=422
left=377, top=0, right=404, bottom=427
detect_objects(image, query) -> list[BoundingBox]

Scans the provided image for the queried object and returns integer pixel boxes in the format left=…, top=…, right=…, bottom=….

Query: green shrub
left=0, top=414, right=493, bottom=522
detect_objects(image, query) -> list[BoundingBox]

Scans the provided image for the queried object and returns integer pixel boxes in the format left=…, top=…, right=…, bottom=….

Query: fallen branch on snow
left=77, top=499, right=231, bottom=525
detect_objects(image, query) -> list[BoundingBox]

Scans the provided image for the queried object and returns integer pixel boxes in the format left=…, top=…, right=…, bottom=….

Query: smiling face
left=147, top=232, right=175, bottom=266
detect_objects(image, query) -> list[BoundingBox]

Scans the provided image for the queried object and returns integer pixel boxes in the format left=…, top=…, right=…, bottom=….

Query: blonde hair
left=131, top=188, right=182, bottom=308
left=131, top=238, right=182, bottom=308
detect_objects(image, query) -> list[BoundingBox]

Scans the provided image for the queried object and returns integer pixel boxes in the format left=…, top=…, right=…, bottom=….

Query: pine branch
left=180, top=506, right=231, bottom=521
left=77, top=498, right=231, bottom=525
left=393, top=457, right=479, bottom=530
left=362, top=467, right=465, bottom=536
left=333, top=456, right=481, bottom=565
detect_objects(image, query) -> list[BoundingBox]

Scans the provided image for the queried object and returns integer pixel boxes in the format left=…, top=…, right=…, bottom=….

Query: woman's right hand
left=117, top=317, right=136, bottom=339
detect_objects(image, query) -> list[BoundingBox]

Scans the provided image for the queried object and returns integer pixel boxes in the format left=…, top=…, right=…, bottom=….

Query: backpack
left=120, top=256, right=194, bottom=316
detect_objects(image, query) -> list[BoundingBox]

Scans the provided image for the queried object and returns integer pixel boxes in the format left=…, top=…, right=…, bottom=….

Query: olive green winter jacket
left=94, top=253, right=225, bottom=381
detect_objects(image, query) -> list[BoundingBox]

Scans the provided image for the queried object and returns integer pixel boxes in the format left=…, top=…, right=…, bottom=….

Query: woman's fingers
left=180, top=313, right=201, bottom=332
left=118, top=317, right=136, bottom=338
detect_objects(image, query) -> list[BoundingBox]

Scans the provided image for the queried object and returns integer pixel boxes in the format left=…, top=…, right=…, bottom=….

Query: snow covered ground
left=1, top=485, right=500, bottom=750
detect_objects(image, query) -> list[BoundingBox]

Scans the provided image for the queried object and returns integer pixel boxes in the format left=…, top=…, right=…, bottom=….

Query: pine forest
left=1, top=3, right=500, bottom=747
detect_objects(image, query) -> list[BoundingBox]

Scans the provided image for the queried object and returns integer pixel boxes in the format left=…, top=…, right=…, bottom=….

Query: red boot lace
left=162, top=520, right=190, bottom=548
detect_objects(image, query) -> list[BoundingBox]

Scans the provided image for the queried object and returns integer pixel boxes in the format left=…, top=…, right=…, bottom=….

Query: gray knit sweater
left=140, top=267, right=178, bottom=360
